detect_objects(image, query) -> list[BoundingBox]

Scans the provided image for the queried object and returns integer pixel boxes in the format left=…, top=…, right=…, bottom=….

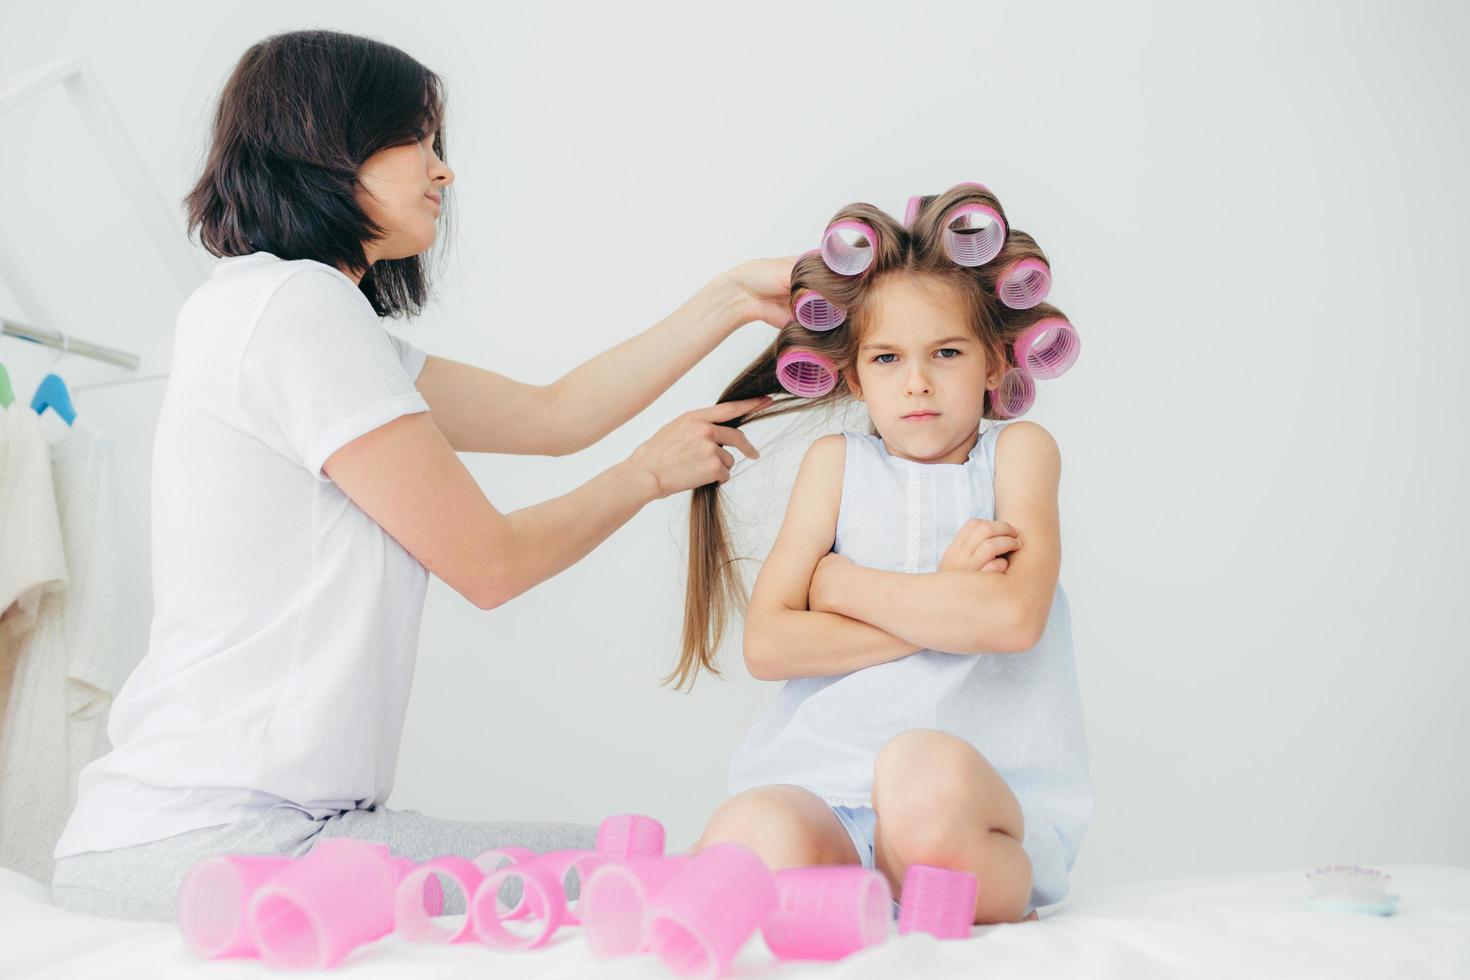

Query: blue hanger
left=31, top=373, right=76, bottom=425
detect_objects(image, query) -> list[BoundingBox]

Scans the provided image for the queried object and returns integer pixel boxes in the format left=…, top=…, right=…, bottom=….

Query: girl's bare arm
left=742, top=435, right=924, bottom=681
left=813, top=421, right=1063, bottom=654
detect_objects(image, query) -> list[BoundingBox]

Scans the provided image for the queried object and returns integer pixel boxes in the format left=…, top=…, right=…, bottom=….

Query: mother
left=49, top=29, right=790, bottom=921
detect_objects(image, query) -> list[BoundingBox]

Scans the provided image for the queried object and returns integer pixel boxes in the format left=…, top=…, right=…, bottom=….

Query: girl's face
left=355, top=133, right=454, bottom=264
left=845, top=275, right=1000, bottom=465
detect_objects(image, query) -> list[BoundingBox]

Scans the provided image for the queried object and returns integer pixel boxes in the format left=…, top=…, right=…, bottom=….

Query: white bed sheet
left=1, top=863, right=1466, bottom=978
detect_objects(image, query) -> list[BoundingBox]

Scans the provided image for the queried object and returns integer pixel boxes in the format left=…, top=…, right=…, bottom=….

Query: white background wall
left=1, top=0, right=1466, bottom=893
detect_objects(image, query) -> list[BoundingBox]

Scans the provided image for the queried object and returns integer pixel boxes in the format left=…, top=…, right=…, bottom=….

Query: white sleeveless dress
left=727, top=421, right=1094, bottom=909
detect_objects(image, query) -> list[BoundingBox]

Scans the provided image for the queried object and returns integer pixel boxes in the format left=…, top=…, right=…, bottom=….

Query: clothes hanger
left=30, top=330, right=76, bottom=425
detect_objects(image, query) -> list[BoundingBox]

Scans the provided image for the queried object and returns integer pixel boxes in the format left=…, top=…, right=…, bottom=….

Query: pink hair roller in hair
left=646, top=841, right=778, bottom=978
left=1013, top=315, right=1080, bottom=379
left=581, top=855, right=694, bottom=958
left=776, top=349, right=839, bottom=398
left=990, top=366, right=1036, bottom=419
left=995, top=257, right=1053, bottom=309
left=394, top=856, right=481, bottom=944
left=470, top=859, right=568, bottom=950
left=597, top=813, right=666, bottom=861
left=244, top=837, right=399, bottom=970
left=760, top=865, right=892, bottom=962
left=903, top=194, right=922, bottom=227
left=178, top=854, right=295, bottom=959
left=820, top=220, right=877, bottom=276
left=942, top=203, right=1007, bottom=267
left=794, top=289, right=846, bottom=330
left=897, top=864, right=978, bottom=940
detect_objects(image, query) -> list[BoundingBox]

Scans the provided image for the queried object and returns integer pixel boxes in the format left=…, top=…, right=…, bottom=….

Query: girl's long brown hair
left=664, top=183, right=1072, bottom=690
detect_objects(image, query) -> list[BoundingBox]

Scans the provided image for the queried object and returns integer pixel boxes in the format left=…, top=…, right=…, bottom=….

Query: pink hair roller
left=596, top=813, right=666, bottom=861
left=897, top=864, right=978, bottom=940
left=903, top=194, right=922, bottom=227
left=995, top=256, right=1053, bottom=309
left=394, top=856, right=481, bottom=944
left=820, top=220, right=877, bottom=276
left=793, top=289, right=846, bottom=330
left=532, top=849, right=609, bottom=925
left=391, top=857, right=443, bottom=917
left=990, top=366, right=1036, bottom=419
left=470, top=860, right=568, bottom=950
left=776, top=349, right=839, bottom=399
left=178, top=854, right=294, bottom=959
left=244, top=837, right=399, bottom=970
left=581, top=855, right=694, bottom=958
left=942, top=203, right=1007, bottom=267
left=760, top=865, right=892, bottom=962
left=1013, top=315, right=1079, bottom=380
left=646, top=841, right=778, bottom=978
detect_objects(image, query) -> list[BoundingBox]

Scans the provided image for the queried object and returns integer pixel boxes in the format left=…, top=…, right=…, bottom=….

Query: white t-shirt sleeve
left=384, top=329, right=430, bottom=383
left=239, top=269, right=430, bottom=482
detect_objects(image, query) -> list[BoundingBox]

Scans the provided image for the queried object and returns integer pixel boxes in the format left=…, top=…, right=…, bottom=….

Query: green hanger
left=0, top=362, right=13, bottom=408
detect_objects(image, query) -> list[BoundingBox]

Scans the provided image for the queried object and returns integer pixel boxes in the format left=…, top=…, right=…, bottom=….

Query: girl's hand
left=630, top=395, right=772, bottom=499
left=724, top=257, right=797, bottom=329
left=939, top=519, right=1023, bottom=574
left=808, top=551, right=854, bottom=614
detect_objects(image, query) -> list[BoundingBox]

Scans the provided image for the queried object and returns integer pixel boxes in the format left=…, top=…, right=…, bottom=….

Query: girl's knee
left=695, top=786, right=837, bottom=868
left=873, top=729, right=1023, bottom=845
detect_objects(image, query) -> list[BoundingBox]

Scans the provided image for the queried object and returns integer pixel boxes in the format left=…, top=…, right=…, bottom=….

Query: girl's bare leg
left=693, top=784, right=861, bottom=869
left=871, top=729, right=1036, bottom=925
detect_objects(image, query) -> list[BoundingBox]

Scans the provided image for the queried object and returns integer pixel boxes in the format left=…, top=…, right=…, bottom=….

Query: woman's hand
left=723, top=256, right=798, bottom=329
left=630, top=395, right=772, bottom=499
left=808, top=551, right=854, bottom=614
left=939, top=518, right=1023, bottom=574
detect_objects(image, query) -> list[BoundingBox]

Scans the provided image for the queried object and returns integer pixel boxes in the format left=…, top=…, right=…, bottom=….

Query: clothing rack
left=1, top=316, right=140, bottom=370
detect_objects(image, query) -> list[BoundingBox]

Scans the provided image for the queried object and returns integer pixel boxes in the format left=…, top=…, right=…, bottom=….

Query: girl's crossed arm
left=742, top=434, right=924, bottom=681
left=808, top=421, right=1064, bottom=655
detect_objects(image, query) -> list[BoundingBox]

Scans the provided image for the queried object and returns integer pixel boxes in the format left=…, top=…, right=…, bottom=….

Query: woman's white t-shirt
left=55, top=251, right=432, bottom=858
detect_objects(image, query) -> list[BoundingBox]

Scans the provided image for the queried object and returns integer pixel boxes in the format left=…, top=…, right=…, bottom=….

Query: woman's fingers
left=715, top=447, right=736, bottom=471
left=709, top=423, right=760, bottom=460
left=699, top=395, right=772, bottom=424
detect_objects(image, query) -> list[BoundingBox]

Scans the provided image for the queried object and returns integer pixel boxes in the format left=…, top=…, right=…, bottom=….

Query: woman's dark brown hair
left=667, top=183, right=1071, bottom=690
left=185, top=29, right=450, bottom=318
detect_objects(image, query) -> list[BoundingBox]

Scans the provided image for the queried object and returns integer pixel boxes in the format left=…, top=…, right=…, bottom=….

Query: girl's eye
left=935, top=348, right=960, bottom=359
left=874, top=353, right=897, bottom=364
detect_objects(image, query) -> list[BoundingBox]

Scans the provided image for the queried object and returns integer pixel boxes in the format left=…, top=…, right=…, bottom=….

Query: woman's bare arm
left=743, top=434, right=923, bottom=681
left=323, top=396, right=768, bottom=610
left=415, top=262, right=791, bottom=456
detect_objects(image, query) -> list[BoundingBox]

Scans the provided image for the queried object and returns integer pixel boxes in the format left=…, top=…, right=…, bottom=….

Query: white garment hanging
left=0, top=402, right=68, bottom=738
left=0, top=411, right=120, bottom=885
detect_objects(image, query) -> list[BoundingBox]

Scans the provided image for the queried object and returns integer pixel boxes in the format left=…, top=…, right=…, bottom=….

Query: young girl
left=670, top=184, right=1093, bottom=924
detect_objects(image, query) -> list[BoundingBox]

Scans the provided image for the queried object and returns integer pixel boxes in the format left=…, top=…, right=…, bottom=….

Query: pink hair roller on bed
left=989, top=366, right=1036, bottom=419
left=1012, top=315, right=1080, bottom=379
left=470, top=859, right=568, bottom=950
left=994, top=256, right=1053, bottom=309
left=820, top=220, right=877, bottom=276
left=759, top=865, right=892, bottom=962
left=178, top=851, right=436, bottom=960
left=942, top=202, right=1007, bottom=267
left=596, top=813, right=667, bottom=861
left=178, top=854, right=295, bottom=959
left=646, top=841, right=779, bottom=978
left=244, top=837, right=399, bottom=970
left=393, top=856, right=481, bottom=944
left=896, top=864, right=978, bottom=940
left=776, top=349, right=839, bottom=399
left=534, top=849, right=610, bottom=925
left=581, top=855, right=694, bottom=958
